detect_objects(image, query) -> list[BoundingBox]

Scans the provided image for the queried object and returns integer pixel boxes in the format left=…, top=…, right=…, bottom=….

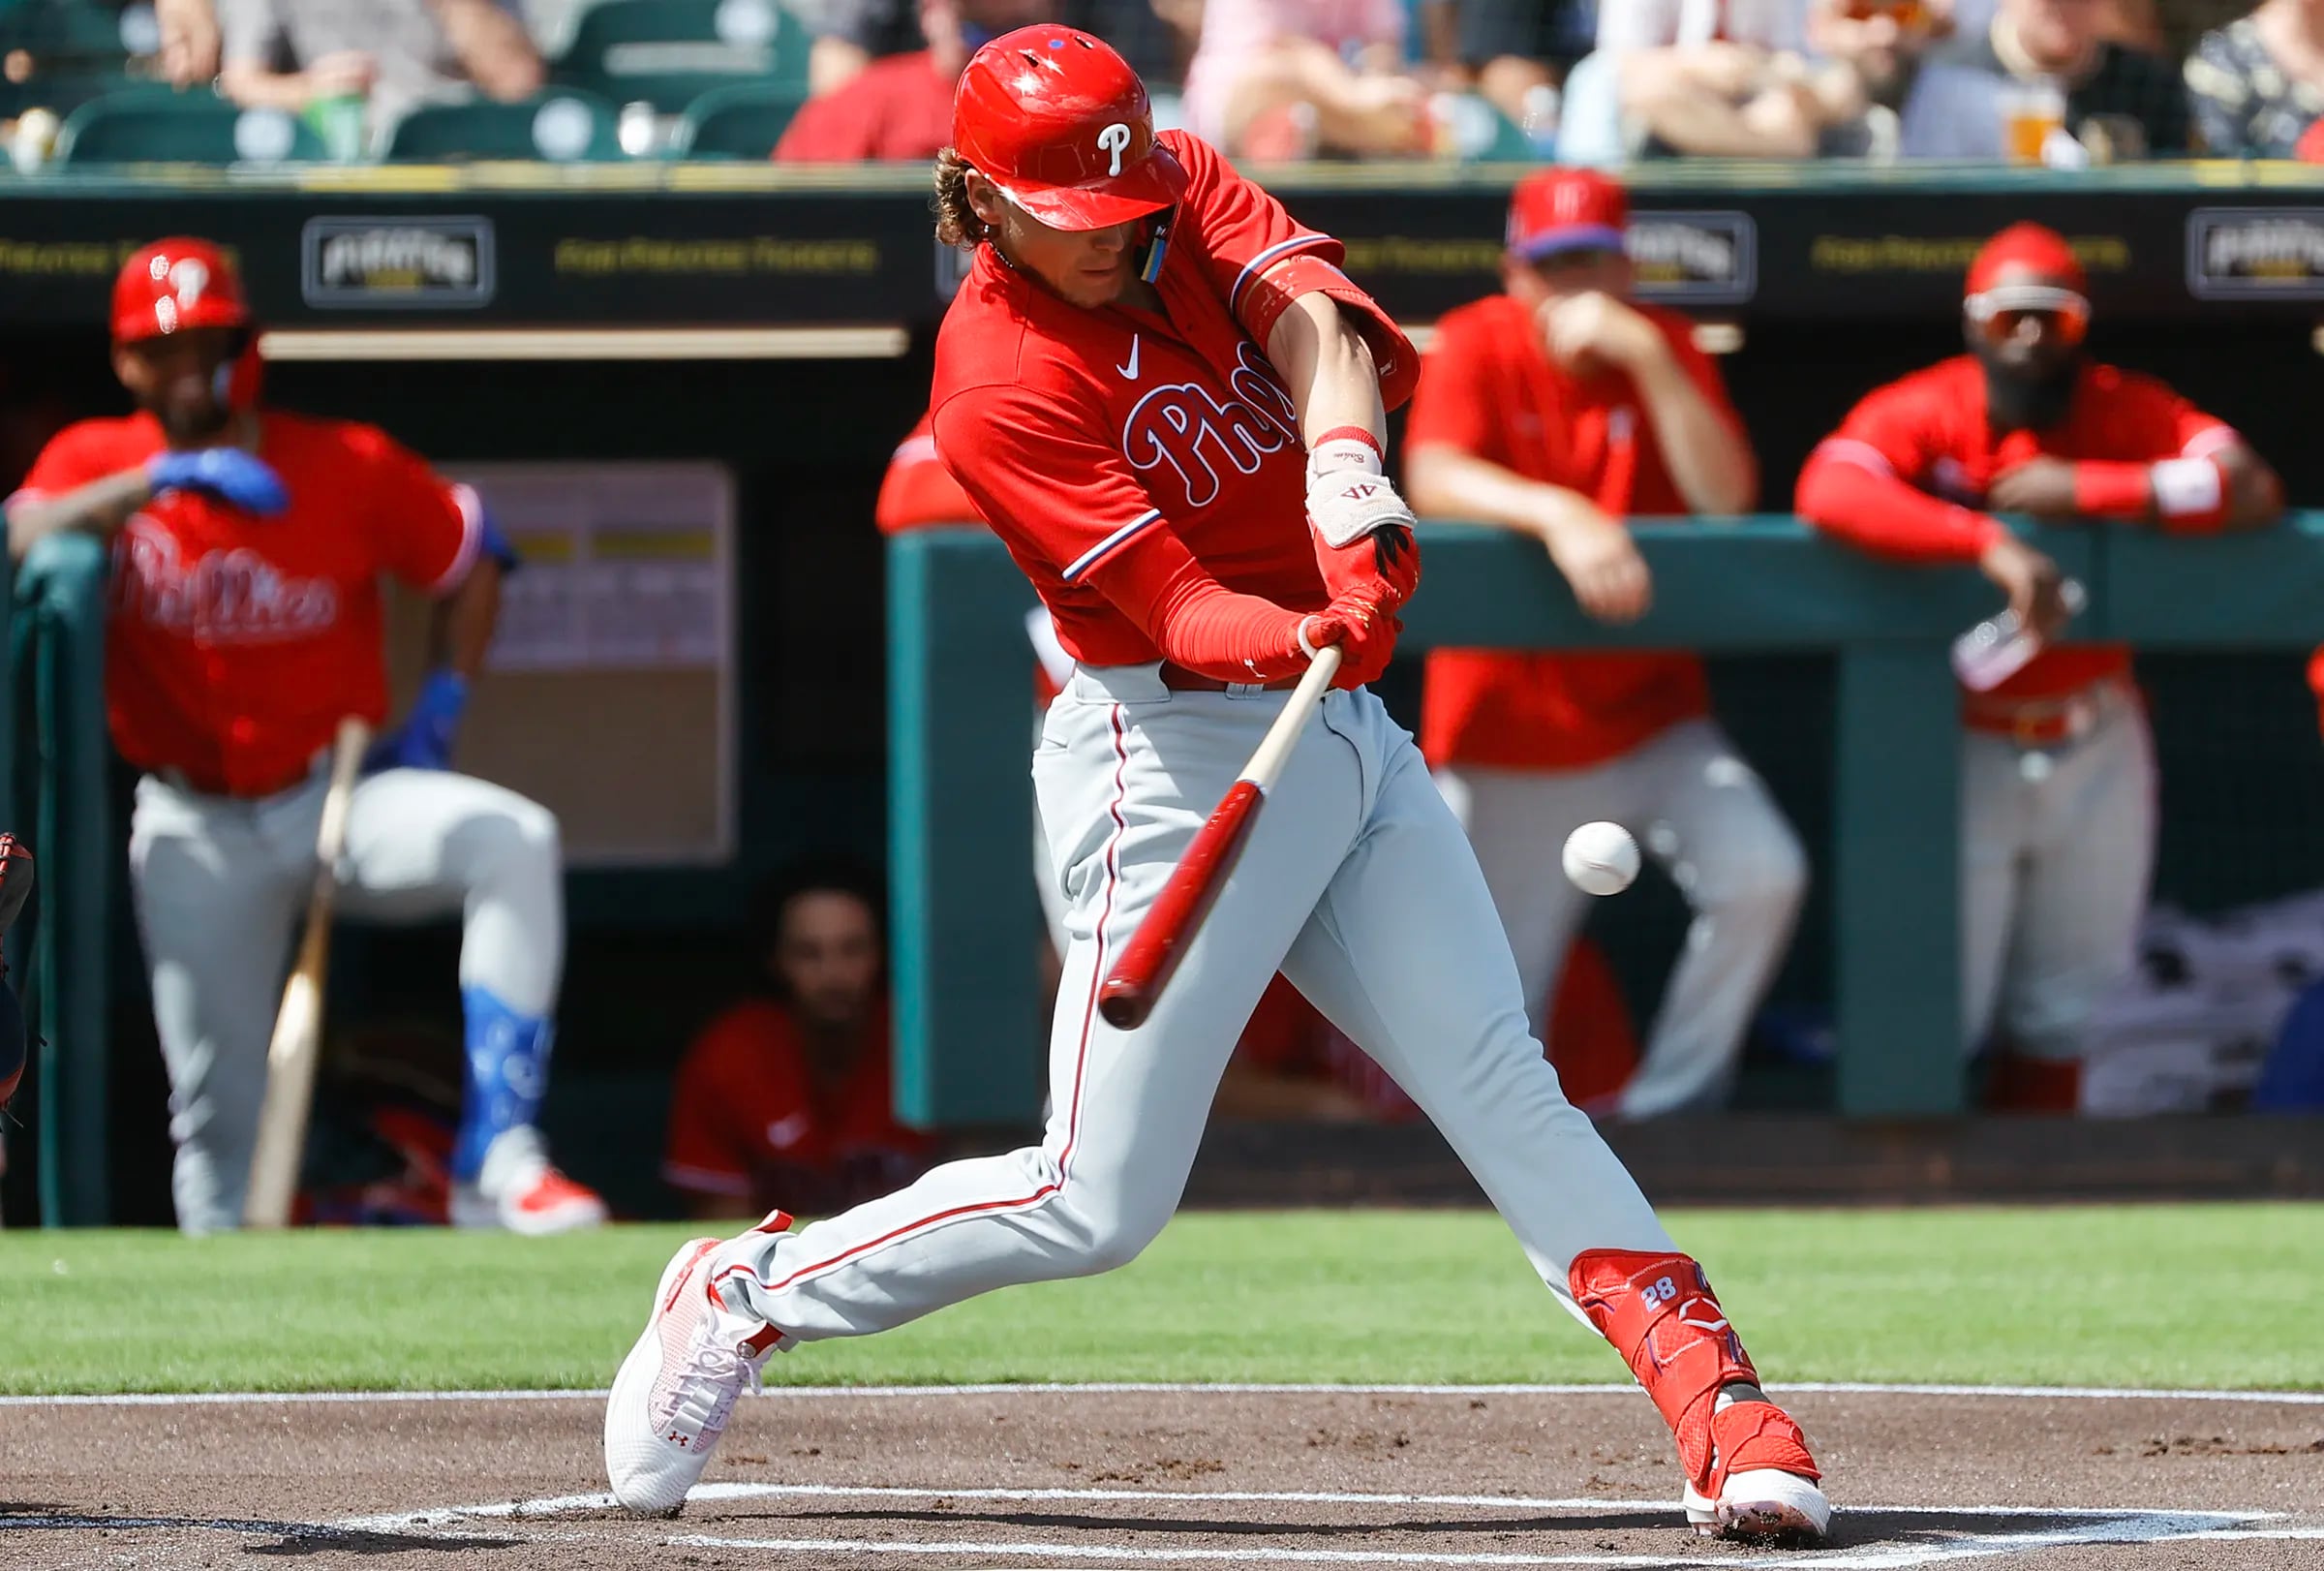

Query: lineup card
left=466, top=463, right=731, bottom=673
left=386, top=460, right=738, bottom=866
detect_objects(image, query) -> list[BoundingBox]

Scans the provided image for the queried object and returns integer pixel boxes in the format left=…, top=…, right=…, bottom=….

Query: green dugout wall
left=15, top=516, right=2324, bottom=1222
left=887, top=516, right=2324, bottom=1126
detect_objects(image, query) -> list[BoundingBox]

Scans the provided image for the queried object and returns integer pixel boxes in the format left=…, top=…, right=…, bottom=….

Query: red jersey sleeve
left=9, top=419, right=139, bottom=510
left=1167, top=132, right=1419, bottom=412
left=2099, top=370, right=2238, bottom=462
left=1798, top=378, right=2006, bottom=564
left=662, top=1010, right=758, bottom=1199
left=874, top=416, right=976, bottom=534
left=350, top=425, right=481, bottom=594
left=1401, top=305, right=1502, bottom=459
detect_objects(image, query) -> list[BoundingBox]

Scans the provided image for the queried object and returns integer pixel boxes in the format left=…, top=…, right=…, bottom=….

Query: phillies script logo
left=1121, top=346, right=1300, bottom=509
left=115, top=517, right=339, bottom=642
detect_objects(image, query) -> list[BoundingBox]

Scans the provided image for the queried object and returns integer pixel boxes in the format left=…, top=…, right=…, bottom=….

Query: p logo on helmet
left=1097, top=122, right=1131, bottom=177
left=112, top=236, right=265, bottom=413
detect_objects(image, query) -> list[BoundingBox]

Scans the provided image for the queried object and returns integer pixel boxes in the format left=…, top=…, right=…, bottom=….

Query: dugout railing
left=9, top=532, right=113, bottom=1226
left=887, top=516, right=2324, bottom=1127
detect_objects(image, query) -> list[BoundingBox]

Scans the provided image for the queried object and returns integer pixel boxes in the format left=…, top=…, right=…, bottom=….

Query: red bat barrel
left=1097, top=780, right=1266, bottom=1030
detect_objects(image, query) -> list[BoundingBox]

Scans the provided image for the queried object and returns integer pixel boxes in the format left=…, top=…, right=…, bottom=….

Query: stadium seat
left=672, top=80, right=809, bottom=160
left=1433, top=93, right=1538, bottom=162
left=50, top=89, right=327, bottom=166
left=0, top=67, right=138, bottom=126
left=0, top=0, right=143, bottom=123
left=383, top=92, right=625, bottom=163
left=556, top=0, right=807, bottom=115
left=0, top=0, right=133, bottom=63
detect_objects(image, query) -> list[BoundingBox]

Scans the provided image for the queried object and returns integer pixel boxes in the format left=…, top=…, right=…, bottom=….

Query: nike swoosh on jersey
left=1117, top=333, right=1140, bottom=381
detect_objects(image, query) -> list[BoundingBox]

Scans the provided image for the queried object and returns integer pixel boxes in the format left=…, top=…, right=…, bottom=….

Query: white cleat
left=603, top=1224, right=788, bottom=1516
left=1684, top=1467, right=1834, bottom=1544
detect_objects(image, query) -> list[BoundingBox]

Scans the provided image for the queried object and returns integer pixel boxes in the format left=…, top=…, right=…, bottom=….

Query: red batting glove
left=1299, top=588, right=1401, bottom=691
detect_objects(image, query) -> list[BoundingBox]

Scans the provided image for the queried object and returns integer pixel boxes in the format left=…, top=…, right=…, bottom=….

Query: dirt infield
left=2, top=1386, right=2319, bottom=1569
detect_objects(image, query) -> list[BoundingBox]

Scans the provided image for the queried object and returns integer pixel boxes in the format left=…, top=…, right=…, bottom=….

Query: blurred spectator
left=1796, top=223, right=2280, bottom=1110
left=216, top=0, right=545, bottom=153
left=2187, top=0, right=2324, bottom=158
left=1180, top=0, right=1432, bottom=159
left=1403, top=168, right=1806, bottom=1122
left=1419, top=0, right=1594, bottom=148
left=1901, top=0, right=2187, bottom=161
left=808, top=0, right=1181, bottom=99
left=158, top=0, right=222, bottom=85
left=1560, top=0, right=1877, bottom=163
left=663, top=860, right=933, bottom=1220
left=776, top=0, right=1038, bottom=161
left=1805, top=0, right=1954, bottom=158
left=1941, top=0, right=2161, bottom=46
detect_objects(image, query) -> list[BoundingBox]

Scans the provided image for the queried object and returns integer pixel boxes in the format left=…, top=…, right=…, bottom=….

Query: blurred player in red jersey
left=1404, top=167, right=1805, bottom=1122
left=664, top=861, right=933, bottom=1218
left=1797, top=222, right=2281, bottom=1110
left=4, top=238, right=605, bottom=1235
left=608, top=29, right=1829, bottom=1543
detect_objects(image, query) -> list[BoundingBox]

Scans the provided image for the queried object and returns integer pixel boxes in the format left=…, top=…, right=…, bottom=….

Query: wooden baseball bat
left=1098, top=645, right=1342, bottom=1031
left=244, top=716, right=370, bottom=1229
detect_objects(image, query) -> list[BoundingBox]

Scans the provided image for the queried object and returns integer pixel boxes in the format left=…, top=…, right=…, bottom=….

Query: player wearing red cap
left=4, top=237, right=605, bottom=1235
left=1797, top=222, right=2281, bottom=1109
left=1404, top=167, right=1804, bottom=1121
left=605, top=28, right=1831, bottom=1544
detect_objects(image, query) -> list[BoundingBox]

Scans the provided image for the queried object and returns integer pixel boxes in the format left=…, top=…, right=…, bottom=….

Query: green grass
left=2, top=1204, right=2317, bottom=1395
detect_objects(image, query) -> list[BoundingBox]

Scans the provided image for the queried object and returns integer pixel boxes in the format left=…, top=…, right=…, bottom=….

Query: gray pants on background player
left=1961, top=680, right=2155, bottom=1065
left=1434, top=719, right=1807, bottom=1121
left=130, top=759, right=563, bottom=1234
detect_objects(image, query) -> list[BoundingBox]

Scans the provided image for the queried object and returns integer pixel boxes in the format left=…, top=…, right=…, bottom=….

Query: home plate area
left=5, top=1385, right=2320, bottom=1569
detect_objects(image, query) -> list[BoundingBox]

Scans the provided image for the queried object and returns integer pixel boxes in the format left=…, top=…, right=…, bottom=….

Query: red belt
left=1961, top=683, right=2119, bottom=747
left=1157, top=662, right=1302, bottom=693
left=153, top=755, right=323, bottom=800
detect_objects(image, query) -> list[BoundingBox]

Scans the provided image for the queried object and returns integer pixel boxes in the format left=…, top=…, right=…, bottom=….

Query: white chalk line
left=655, top=1516, right=2324, bottom=1570
left=344, top=1487, right=2315, bottom=1571
left=7, top=1378, right=2323, bottom=1408
left=335, top=1483, right=2269, bottom=1534
left=19, top=1482, right=2317, bottom=1571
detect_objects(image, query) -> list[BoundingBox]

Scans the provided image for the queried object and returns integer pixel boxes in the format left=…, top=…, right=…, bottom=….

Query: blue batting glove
left=363, top=669, right=469, bottom=773
left=145, top=447, right=289, bottom=515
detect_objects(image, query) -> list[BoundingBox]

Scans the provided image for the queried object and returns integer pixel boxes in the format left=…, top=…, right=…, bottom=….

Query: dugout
left=8, top=161, right=2324, bottom=1225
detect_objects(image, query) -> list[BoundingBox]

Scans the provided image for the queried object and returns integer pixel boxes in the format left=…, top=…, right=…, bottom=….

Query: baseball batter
left=1404, top=166, right=1805, bottom=1121
left=1796, top=223, right=2281, bottom=1108
left=4, top=238, right=606, bottom=1235
left=605, top=28, right=1831, bottom=1545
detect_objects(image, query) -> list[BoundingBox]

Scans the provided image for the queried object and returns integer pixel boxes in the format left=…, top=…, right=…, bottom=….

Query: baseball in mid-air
left=1563, top=820, right=1640, bottom=896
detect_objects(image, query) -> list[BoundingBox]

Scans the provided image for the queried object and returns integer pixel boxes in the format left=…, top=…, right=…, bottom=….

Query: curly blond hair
left=933, top=148, right=989, bottom=249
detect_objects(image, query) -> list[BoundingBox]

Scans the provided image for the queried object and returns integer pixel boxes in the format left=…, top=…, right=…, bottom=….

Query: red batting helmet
left=112, top=236, right=264, bottom=411
left=951, top=24, right=1187, bottom=231
left=1964, top=223, right=2089, bottom=347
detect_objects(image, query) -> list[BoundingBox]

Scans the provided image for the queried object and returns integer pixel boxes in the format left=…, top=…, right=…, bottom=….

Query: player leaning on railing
left=3, top=240, right=604, bottom=1236
left=1797, top=222, right=2282, bottom=1111
left=604, top=24, right=1832, bottom=1547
